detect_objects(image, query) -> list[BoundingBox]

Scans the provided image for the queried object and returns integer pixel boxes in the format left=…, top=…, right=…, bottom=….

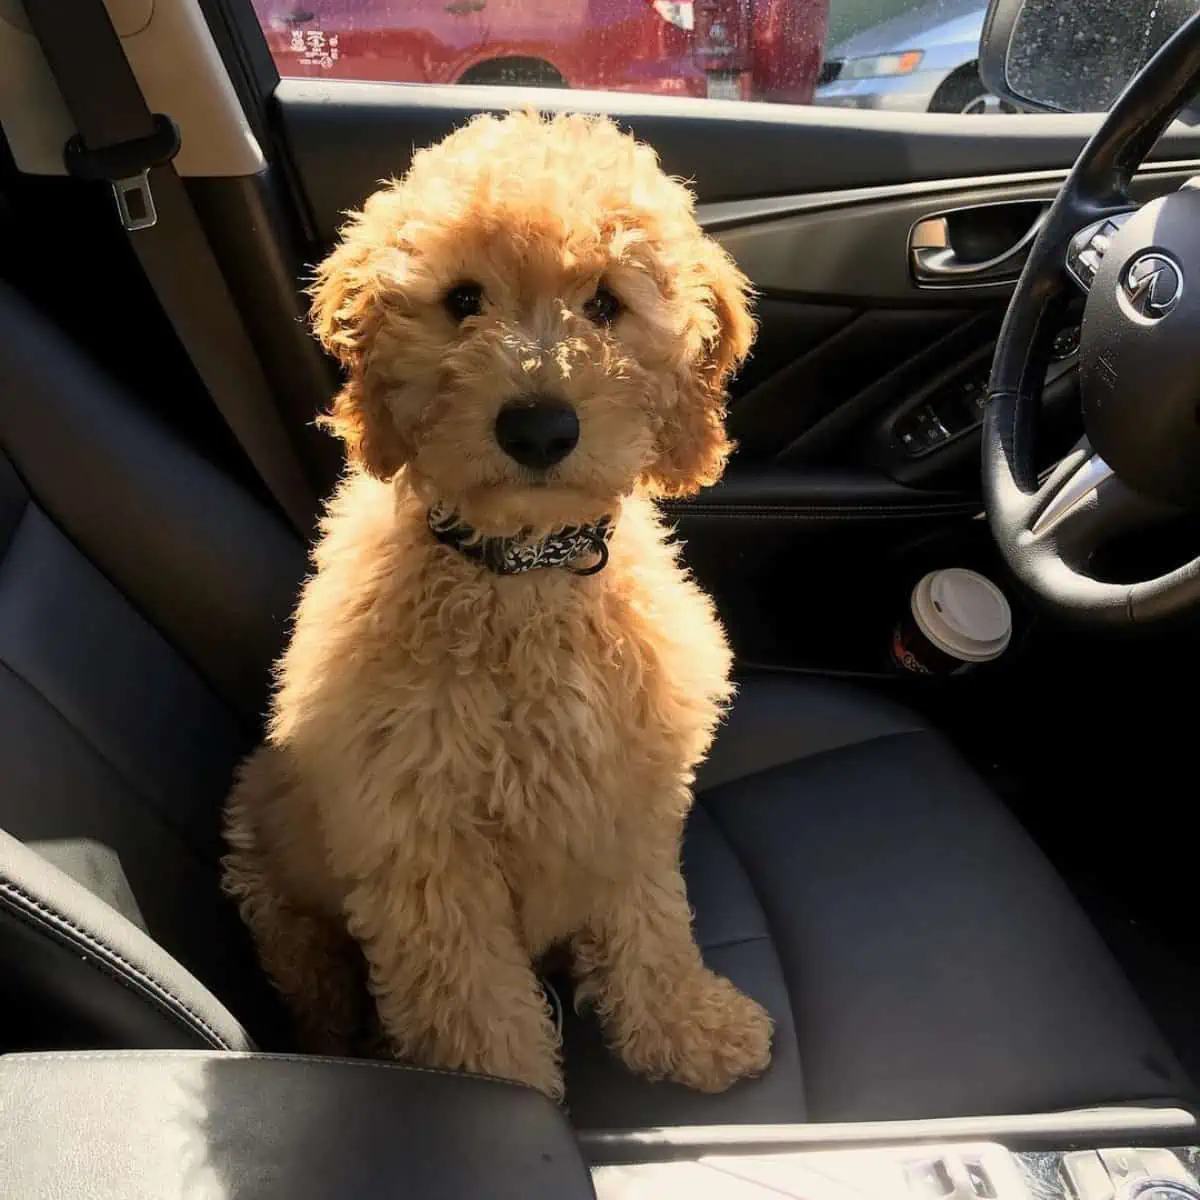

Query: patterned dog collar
left=427, top=503, right=614, bottom=576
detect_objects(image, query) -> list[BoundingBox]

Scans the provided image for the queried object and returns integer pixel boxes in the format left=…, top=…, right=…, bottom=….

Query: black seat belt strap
left=20, top=0, right=317, bottom=536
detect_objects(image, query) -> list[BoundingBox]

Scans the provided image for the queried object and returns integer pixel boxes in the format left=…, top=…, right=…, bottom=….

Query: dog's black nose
left=495, top=398, right=579, bottom=470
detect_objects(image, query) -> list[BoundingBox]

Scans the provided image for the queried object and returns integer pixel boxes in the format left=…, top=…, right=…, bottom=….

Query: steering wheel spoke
left=1065, top=209, right=1138, bottom=293
left=1028, top=443, right=1173, bottom=563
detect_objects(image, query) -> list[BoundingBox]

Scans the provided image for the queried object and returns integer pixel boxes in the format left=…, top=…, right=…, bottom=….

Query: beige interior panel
left=0, top=0, right=264, bottom=177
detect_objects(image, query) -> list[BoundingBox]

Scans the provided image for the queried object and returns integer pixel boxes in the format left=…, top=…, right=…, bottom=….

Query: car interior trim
left=0, top=0, right=264, bottom=176
left=697, top=158, right=1200, bottom=230
left=0, top=829, right=253, bottom=1053
left=580, top=1106, right=1200, bottom=1164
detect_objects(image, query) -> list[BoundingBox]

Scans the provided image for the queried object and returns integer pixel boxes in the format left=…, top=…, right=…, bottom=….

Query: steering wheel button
left=1090, top=233, right=1111, bottom=255
left=1078, top=247, right=1102, bottom=275
left=1052, top=325, right=1081, bottom=360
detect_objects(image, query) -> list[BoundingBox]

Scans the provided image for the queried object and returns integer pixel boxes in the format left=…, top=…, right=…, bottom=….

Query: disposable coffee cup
left=890, top=568, right=1012, bottom=676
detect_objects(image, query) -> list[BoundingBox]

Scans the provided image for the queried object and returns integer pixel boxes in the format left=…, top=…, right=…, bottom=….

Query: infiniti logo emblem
left=1123, top=252, right=1183, bottom=318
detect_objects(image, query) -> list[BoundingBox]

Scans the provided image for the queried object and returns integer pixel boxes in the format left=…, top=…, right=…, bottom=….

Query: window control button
left=915, top=407, right=947, bottom=444
left=1062, top=1151, right=1115, bottom=1200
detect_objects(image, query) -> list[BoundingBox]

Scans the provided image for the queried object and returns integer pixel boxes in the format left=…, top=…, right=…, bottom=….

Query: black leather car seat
left=0, top=283, right=1189, bottom=1127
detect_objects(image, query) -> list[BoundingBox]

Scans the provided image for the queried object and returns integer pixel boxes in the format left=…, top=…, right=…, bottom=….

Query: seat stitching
left=699, top=730, right=933, bottom=802
left=0, top=657, right=221, bottom=879
left=0, top=879, right=236, bottom=1051
left=0, top=480, right=31, bottom=565
left=700, top=726, right=929, bottom=796
left=4, top=1050, right=543, bottom=1091
left=699, top=932, right=772, bottom=953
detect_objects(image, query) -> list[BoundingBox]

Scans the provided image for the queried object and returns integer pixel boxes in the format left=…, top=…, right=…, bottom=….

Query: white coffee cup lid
left=911, top=569, right=1012, bottom=663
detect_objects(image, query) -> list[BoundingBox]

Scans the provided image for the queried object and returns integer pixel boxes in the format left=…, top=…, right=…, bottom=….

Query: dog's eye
left=583, top=285, right=622, bottom=327
left=444, top=282, right=485, bottom=323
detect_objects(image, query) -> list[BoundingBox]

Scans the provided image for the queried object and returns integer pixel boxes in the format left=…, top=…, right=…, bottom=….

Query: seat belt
left=19, top=0, right=317, bottom=537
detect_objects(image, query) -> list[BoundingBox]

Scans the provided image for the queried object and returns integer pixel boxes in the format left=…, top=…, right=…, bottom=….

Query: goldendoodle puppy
left=223, top=109, right=772, bottom=1100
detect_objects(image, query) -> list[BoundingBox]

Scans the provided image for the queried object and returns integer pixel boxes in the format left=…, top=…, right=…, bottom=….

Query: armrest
left=0, top=1050, right=596, bottom=1199
left=662, top=466, right=977, bottom=518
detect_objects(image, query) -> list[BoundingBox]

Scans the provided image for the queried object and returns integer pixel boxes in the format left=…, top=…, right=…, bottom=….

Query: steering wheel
left=984, top=10, right=1200, bottom=625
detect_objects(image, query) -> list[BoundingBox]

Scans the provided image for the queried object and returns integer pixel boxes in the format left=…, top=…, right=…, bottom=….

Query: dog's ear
left=310, top=195, right=412, bottom=480
left=648, top=238, right=755, bottom=498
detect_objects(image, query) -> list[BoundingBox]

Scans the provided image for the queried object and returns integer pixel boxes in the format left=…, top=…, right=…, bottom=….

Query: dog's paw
left=616, top=970, right=773, bottom=1093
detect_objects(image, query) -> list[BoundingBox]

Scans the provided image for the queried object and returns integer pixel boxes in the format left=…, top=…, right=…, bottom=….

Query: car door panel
left=272, top=79, right=1200, bottom=221
left=263, top=80, right=1200, bottom=667
left=703, top=162, right=1195, bottom=301
left=726, top=307, right=972, bottom=459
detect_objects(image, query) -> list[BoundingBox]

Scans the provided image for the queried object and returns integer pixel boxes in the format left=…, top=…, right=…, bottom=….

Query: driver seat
left=0, top=284, right=1187, bottom=1127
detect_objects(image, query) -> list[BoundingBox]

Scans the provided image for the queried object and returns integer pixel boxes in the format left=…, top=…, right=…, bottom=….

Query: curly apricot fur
left=223, top=110, right=770, bottom=1101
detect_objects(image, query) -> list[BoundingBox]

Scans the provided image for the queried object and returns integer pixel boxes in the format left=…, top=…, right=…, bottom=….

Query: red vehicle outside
left=254, top=0, right=828, bottom=106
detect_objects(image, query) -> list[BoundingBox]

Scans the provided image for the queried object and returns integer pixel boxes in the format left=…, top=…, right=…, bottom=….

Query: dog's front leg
left=344, top=849, right=563, bottom=1099
left=573, top=841, right=773, bottom=1093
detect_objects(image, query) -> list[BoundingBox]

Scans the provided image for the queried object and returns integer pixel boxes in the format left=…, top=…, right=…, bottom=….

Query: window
left=250, top=0, right=1030, bottom=118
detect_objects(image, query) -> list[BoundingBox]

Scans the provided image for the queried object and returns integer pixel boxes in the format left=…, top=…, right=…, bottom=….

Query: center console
left=593, top=1143, right=1200, bottom=1199
left=0, top=1049, right=596, bottom=1199
left=1, top=1049, right=1195, bottom=1199
left=584, top=1112, right=1200, bottom=1200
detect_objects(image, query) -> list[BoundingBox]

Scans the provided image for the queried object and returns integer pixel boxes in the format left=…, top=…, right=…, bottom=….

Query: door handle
left=909, top=201, right=1049, bottom=288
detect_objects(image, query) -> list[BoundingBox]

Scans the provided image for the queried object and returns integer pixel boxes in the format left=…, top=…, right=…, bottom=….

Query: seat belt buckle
left=111, top=170, right=156, bottom=232
left=62, top=113, right=181, bottom=233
